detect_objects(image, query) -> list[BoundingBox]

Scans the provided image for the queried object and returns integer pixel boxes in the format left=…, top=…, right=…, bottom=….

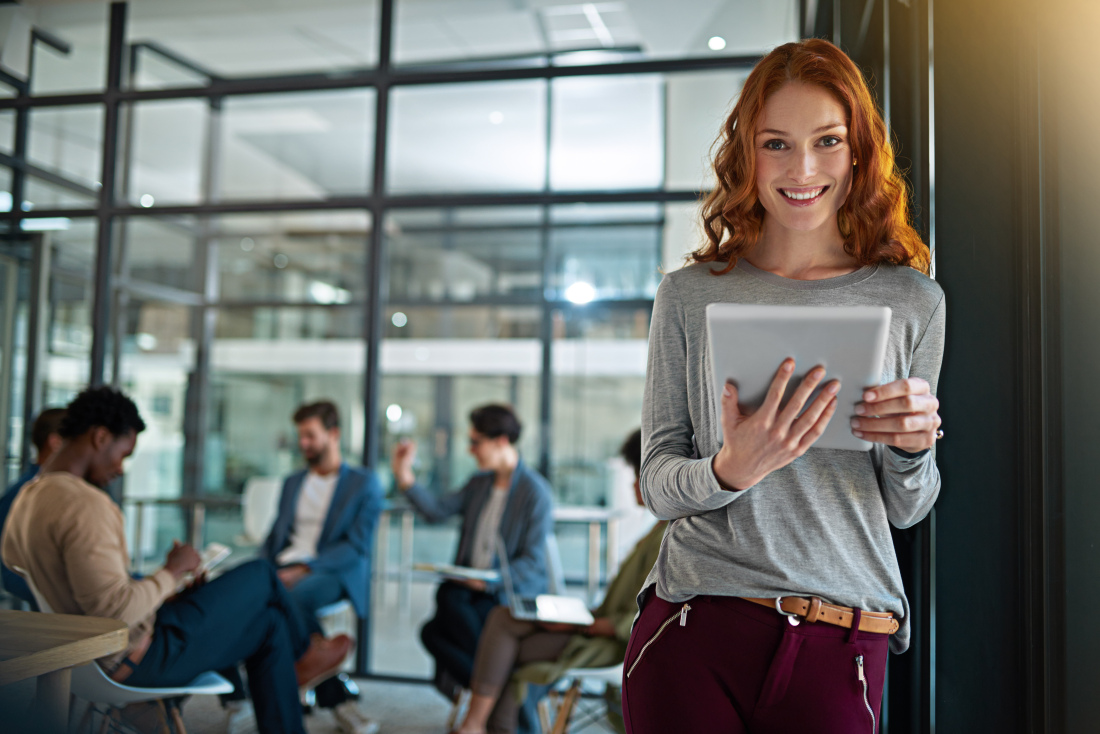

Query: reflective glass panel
left=395, top=0, right=795, bottom=66
left=117, top=217, right=202, bottom=293
left=42, top=221, right=97, bottom=404
left=550, top=305, right=649, bottom=509
left=124, top=99, right=208, bottom=206
left=27, top=106, right=104, bottom=197
left=387, top=81, right=547, bottom=193
left=548, top=203, right=662, bottom=301
left=128, top=0, right=380, bottom=83
left=384, top=305, right=541, bottom=340
left=550, top=75, right=663, bottom=190
left=23, top=176, right=98, bottom=211
left=23, top=3, right=110, bottom=94
left=220, top=90, right=376, bottom=201
left=0, top=238, right=28, bottom=486
left=0, top=110, right=13, bottom=155
left=386, top=208, right=543, bottom=303
left=666, top=69, right=748, bottom=190
left=115, top=297, right=197, bottom=569
left=215, top=210, right=371, bottom=303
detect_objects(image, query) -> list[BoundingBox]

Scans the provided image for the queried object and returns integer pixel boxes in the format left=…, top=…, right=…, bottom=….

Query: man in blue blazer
left=261, top=400, right=383, bottom=729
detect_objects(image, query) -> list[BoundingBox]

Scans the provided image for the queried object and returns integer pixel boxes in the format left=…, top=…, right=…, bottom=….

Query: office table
left=0, top=609, right=128, bottom=732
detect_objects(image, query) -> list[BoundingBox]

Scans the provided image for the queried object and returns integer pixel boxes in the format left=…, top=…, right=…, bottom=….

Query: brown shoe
left=295, top=633, right=353, bottom=690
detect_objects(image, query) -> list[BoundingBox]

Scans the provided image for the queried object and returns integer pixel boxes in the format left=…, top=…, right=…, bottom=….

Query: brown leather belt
left=108, top=632, right=152, bottom=682
left=743, top=596, right=900, bottom=635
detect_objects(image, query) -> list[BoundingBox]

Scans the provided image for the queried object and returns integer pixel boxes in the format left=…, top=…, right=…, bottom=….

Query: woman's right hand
left=391, top=439, right=418, bottom=491
left=711, top=358, right=840, bottom=491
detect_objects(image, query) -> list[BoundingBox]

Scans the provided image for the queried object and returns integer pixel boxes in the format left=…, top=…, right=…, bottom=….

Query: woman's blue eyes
left=762, top=136, right=843, bottom=150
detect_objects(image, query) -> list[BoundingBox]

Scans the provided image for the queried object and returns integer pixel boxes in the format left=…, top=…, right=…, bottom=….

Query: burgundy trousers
left=622, top=594, right=888, bottom=734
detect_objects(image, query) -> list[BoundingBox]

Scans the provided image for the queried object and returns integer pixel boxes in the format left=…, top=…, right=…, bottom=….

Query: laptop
left=497, top=536, right=594, bottom=627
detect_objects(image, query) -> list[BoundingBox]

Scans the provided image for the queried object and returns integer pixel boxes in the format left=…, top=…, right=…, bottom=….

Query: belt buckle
left=774, top=597, right=800, bottom=626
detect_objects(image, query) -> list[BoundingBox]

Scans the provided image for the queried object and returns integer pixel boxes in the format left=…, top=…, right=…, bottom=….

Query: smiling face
left=468, top=429, right=510, bottom=472
left=754, top=81, right=854, bottom=238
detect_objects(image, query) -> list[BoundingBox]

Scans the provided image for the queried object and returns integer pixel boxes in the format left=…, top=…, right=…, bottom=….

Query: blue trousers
left=127, top=560, right=311, bottom=734
left=285, top=570, right=351, bottom=708
left=286, top=569, right=344, bottom=636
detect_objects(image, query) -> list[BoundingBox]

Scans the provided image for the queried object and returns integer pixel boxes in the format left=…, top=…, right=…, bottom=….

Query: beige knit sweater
left=1, top=472, right=177, bottom=669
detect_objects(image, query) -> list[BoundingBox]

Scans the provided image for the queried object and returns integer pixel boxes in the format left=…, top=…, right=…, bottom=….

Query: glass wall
left=0, top=0, right=772, bottom=676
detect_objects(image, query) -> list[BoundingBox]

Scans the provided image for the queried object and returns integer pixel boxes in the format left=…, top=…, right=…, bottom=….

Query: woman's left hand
left=850, top=377, right=941, bottom=452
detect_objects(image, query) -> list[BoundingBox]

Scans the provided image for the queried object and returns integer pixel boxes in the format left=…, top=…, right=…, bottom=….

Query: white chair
left=239, top=476, right=284, bottom=546
left=540, top=664, right=625, bottom=734
left=545, top=533, right=567, bottom=595
left=14, top=566, right=233, bottom=734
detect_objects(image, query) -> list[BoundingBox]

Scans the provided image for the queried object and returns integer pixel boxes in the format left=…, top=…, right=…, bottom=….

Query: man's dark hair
left=31, top=408, right=66, bottom=452
left=621, top=428, right=642, bottom=476
left=469, top=404, right=522, bottom=444
left=59, top=387, right=146, bottom=440
left=293, top=400, right=340, bottom=431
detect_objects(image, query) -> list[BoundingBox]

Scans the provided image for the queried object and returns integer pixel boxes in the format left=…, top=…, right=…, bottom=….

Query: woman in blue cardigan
left=392, top=403, right=554, bottom=699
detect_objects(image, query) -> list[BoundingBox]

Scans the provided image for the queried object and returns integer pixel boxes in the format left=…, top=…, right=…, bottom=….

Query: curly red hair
left=693, top=39, right=929, bottom=275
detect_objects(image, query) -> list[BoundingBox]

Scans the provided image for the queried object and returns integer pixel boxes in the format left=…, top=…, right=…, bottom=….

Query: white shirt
left=277, top=470, right=339, bottom=566
left=469, top=485, right=510, bottom=570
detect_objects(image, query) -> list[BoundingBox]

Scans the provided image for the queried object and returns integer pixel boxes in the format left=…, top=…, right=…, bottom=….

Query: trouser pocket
left=625, top=603, right=690, bottom=679
left=754, top=625, right=805, bottom=708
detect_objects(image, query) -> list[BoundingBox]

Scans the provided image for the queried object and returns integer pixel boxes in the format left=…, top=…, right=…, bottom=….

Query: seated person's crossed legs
left=128, top=559, right=350, bottom=733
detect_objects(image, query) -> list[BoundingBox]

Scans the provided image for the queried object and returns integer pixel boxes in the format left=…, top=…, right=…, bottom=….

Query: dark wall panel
left=933, top=0, right=1033, bottom=730
left=1053, top=1, right=1100, bottom=728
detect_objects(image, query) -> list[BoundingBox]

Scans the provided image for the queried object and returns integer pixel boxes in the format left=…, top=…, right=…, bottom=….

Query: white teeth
left=781, top=187, right=825, bottom=200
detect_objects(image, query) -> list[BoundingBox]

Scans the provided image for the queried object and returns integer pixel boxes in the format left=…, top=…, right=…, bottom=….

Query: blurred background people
left=452, top=429, right=662, bottom=734
left=2, top=386, right=352, bottom=734
left=0, top=407, right=65, bottom=606
left=392, top=404, right=554, bottom=705
left=260, top=400, right=384, bottom=733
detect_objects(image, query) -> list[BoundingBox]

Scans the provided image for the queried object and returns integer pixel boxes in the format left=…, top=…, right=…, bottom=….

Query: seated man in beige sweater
left=2, top=386, right=351, bottom=734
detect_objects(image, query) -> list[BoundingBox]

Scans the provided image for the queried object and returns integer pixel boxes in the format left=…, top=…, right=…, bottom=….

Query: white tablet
left=706, top=304, right=892, bottom=451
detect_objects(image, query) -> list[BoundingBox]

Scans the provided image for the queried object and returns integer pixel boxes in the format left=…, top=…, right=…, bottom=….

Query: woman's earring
left=852, top=159, right=858, bottom=166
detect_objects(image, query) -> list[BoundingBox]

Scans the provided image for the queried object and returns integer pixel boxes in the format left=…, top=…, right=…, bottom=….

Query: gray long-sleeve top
left=640, top=259, right=945, bottom=653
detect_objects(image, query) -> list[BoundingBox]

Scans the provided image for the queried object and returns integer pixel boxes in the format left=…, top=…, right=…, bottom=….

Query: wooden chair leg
left=95, top=709, right=113, bottom=734
left=73, top=698, right=94, bottom=734
left=550, top=681, right=581, bottom=734
left=167, top=702, right=187, bottom=734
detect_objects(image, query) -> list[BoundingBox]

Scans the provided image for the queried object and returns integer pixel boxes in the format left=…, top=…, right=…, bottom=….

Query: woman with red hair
left=623, top=39, right=944, bottom=733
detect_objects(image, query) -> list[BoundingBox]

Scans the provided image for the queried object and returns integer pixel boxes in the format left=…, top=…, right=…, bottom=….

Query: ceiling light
left=20, top=218, right=71, bottom=232
left=708, top=36, right=727, bottom=51
left=489, top=111, right=504, bottom=125
left=565, top=281, right=596, bottom=304
left=139, top=194, right=155, bottom=207
left=309, top=280, right=350, bottom=304
left=392, top=312, right=408, bottom=327
left=386, top=404, right=403, bottom=422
